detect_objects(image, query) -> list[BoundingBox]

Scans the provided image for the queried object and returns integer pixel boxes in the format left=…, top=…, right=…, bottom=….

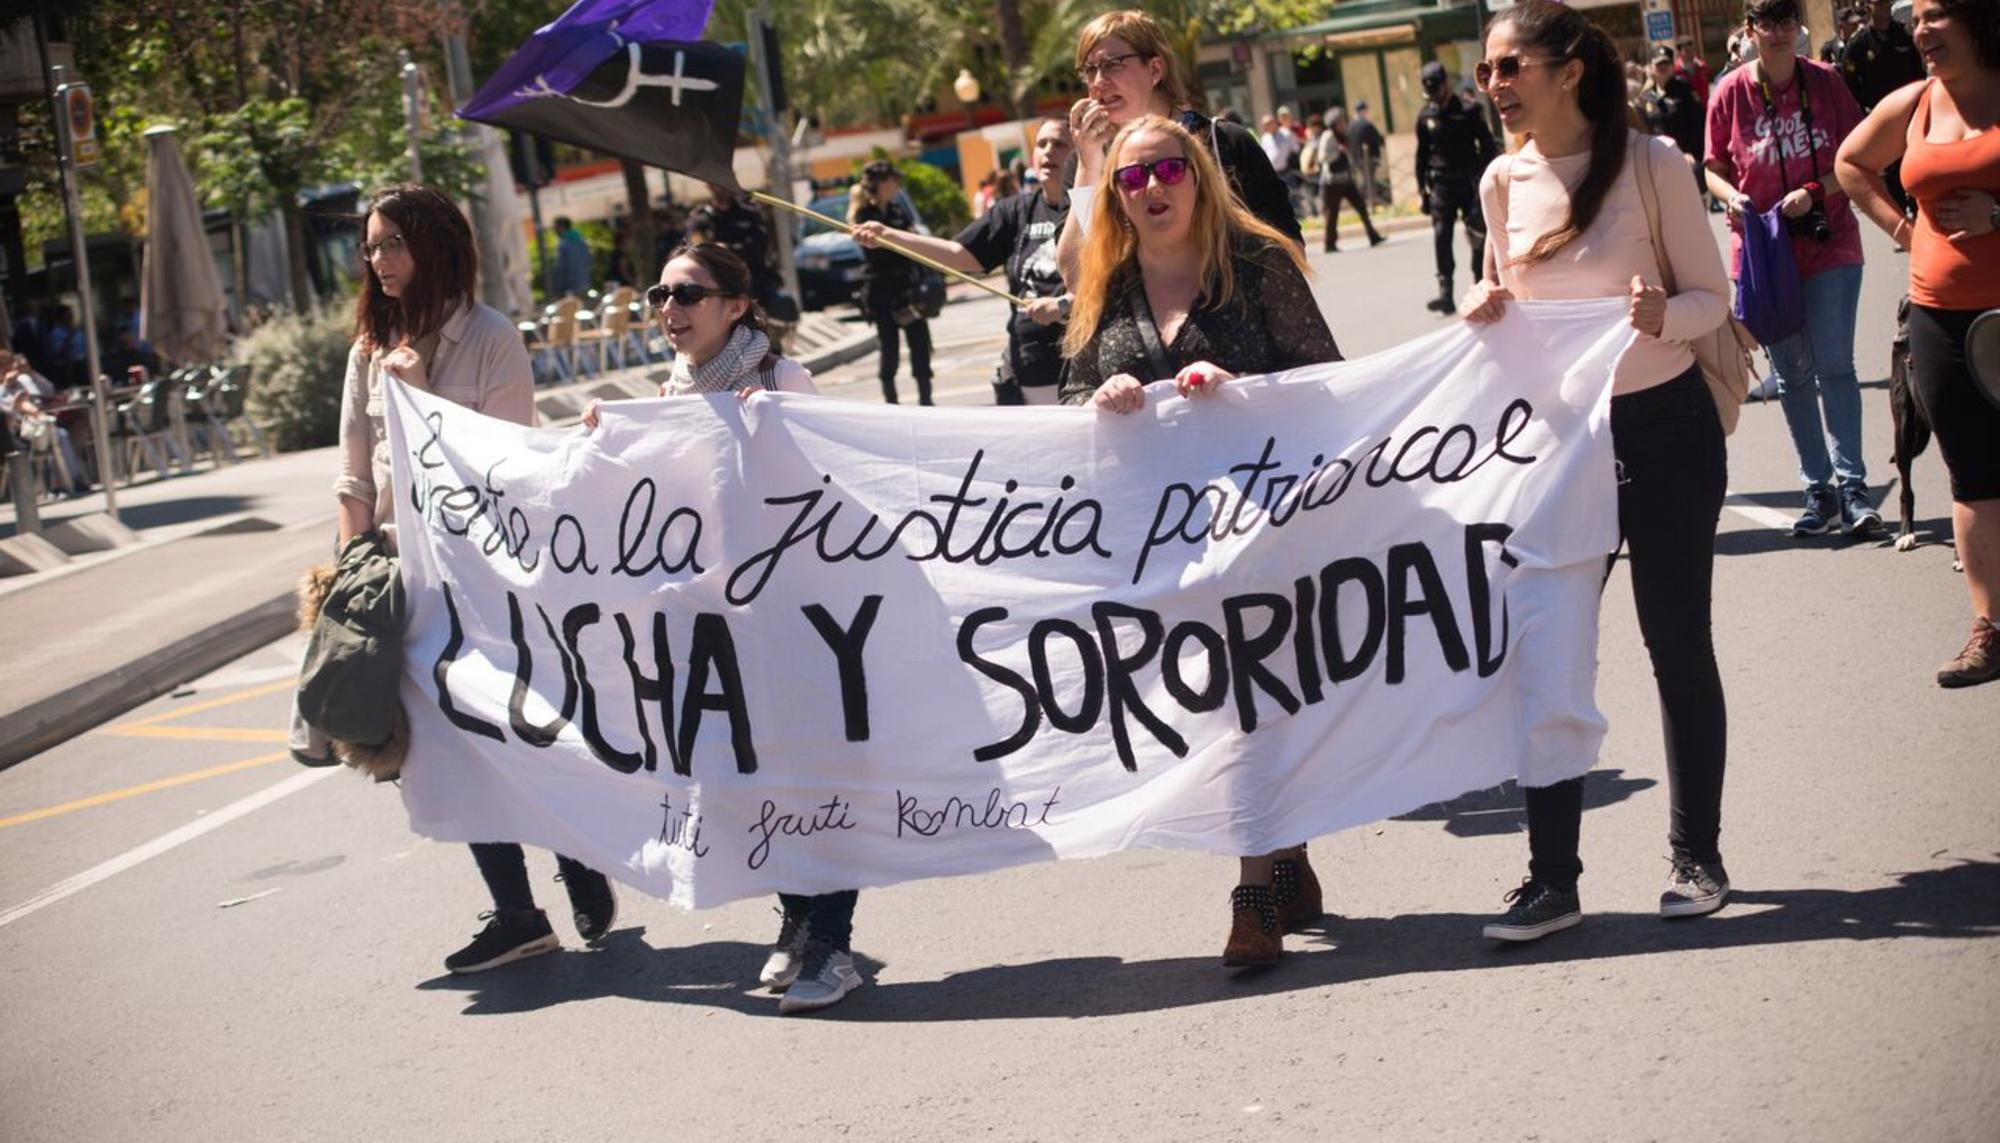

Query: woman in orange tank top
left=1836, top=0, right=2000, bottom=688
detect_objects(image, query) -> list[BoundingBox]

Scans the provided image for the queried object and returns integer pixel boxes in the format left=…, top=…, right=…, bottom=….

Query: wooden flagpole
left=749, top=191, right=1027, bottom=308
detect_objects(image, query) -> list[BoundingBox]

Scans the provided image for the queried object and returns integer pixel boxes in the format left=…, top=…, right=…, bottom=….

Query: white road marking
left=0, top=768, right=335, bottom=930
left=1723, top=491, right=1799, bottom=533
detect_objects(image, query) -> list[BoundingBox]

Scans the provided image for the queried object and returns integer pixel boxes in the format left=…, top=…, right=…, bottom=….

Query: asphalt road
left=2, top=220, right=1995, bottom=1143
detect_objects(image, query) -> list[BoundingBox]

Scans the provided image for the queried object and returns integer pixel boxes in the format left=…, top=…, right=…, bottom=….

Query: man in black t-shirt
left=853, top=119, right=1077, bottom=404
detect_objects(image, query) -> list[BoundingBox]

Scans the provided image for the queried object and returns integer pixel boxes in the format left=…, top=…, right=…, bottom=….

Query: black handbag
left=894, top=268, right=946, bottom=325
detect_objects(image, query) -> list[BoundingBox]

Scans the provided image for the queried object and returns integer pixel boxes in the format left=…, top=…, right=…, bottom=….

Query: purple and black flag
left=458, top=0, right=744, bottom=189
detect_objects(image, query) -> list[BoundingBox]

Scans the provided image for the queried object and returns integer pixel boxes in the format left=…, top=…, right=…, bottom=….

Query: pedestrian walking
left=853, top=118, right=1076, bottom=404
left=848, top=161, right=935, bottom=405
left=1461, top=0, right=1735, bottom=942
left=1058, top=114, right=1340, bottom=967
left=1836, top=0, right=2000, bottom=688
left=1350, top=101, right=1389, bottom=207
left=550, top=215, right=594, bottom=300
left=1417, top=60, right=1501, bottom=314
left=336, top=184, right=619, bottom=974
left=1316, top=106, right=1388, bottom=251
left=1057, top=9, right=1301, bottom=285
left=1707, top=0, right=1880, bottom=538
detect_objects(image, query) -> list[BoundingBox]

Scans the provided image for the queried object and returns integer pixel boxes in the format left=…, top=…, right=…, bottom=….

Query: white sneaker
left=759, top=910, right=810, bottom=990
left=777, top=944, right=863, bottom=1014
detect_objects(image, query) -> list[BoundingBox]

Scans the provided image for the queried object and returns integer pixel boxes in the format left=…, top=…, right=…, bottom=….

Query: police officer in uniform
left=1415, top=60, right=1499, bottom=314
left=691, top=184, right=795, bottom=324
left=1840, top=0, right=1925, bottom=209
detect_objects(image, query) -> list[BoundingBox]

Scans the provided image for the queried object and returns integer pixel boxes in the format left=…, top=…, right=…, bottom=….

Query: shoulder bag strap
left=1630, top=136, right=1679, bottom=296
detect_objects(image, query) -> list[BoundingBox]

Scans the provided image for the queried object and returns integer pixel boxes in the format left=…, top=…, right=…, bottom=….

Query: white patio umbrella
left=140, top=125, right=227, bottom=365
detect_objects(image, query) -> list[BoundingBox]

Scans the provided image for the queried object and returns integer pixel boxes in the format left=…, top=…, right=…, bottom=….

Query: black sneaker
left=443, top=909, right=559, bottom=974
left=1791, top=486, right=1839, bottom=537
left=1660, top=853, right=1730, bottom=918
left=1838, top=484, right=1883, bottom=536
left=1482, top=879, right=1582, bottom=942
left=556, top=869, right=617, bottom=944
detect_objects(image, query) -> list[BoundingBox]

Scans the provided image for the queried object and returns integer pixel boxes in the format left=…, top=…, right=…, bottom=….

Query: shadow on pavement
left=415, top=859, right=2000, bottom=1023
left=1393, top=769, right=1655, bottom=840
left=1714, top=512, right=1953, bottom=558
left=0, top=494, right=257, bottom=541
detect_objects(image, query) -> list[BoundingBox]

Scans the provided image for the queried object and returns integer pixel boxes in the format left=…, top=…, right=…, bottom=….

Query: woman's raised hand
left=580, top=398, right=603, bottom=429
left=1091, top=372, right=1146, bottom=415
left=381, top=344, right=426, bottom=389
left=1458, top=281, right=1512, bottom=325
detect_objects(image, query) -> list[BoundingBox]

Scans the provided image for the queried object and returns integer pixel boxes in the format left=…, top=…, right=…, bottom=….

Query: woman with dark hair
left=581, top=242, right=862, bottom=1013
left=1055, top=9, right=1301, bottom=285
left=1459, top=0, right=1735, bottom=940
left=848, top=161, right=935, bottom=406
left=1706, top=0, right=1876, bottom=538
left=335, top=184, right=618, bottom=974
left=1060, top=114, right=1340, bottom=968
left=1836, top=0, right=2000, bottom=687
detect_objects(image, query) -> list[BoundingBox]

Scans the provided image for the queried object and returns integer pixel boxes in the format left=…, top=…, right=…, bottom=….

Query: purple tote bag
left=1734, top=205, right=1805, bottom=346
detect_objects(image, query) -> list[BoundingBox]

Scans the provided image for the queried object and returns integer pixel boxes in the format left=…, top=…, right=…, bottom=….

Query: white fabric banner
left=388, top=301, right=1633, bottom=908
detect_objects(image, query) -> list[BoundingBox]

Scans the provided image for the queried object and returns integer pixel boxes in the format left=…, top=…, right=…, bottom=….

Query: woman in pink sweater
left=1459, top=0, right=1735, bottom=942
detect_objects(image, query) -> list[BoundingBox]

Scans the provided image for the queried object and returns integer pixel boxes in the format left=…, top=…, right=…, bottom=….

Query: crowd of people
left=319, top=1, right=1995, bottom=1015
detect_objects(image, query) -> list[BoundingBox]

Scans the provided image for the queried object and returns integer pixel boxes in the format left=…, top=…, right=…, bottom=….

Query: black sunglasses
left=1474, top=54, right=1566, bottom=90
left=1112, top=156, right=1192, bottom=193
left=646, top=282, right=738, bottom=309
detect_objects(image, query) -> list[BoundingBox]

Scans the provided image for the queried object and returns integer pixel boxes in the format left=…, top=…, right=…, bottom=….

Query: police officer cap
left=1421, top=60, right=1448, bottom=89
left=1650, top=44, right=1677, bottom=65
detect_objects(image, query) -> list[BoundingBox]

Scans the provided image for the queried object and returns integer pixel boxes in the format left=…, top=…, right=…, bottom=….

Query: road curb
left=0, top=588, right=300, bottom=772
left=798, top=329, right=880, bottom=375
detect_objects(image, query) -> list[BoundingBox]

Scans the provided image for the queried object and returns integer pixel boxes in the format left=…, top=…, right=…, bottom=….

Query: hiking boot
left=556, top=868, right=617, bottom=944
left=443, top=909, right=559, bottom=974
left=1660, top=852, right=1731, bottom=918
left=1272, top=850, right=1324, bottom=933
left=1938, top=617, right=2000, bottom=688
left=1481, top=879, right=1582, bottom=942
left=1425, top=277, right=1456, bottom=314
left=778, top=941, right=863, bottom=1014
left=1791, top=485, right=1839, bottom=537
left=1839, top=484, right=1883, bottom=537
left=1223, top=884, right=1282, bottom=966
left=759, top=908, right=811, bottom=990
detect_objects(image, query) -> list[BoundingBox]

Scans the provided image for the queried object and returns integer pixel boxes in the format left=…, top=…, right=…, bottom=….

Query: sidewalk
left=0, top=313, right=881, bottom=769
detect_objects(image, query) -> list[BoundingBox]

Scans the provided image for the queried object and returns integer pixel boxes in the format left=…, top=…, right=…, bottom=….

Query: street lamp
left=953, top=68, right=982, bottom=106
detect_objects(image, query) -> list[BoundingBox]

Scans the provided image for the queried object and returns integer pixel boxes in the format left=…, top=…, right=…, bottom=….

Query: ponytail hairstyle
left=1493, top=0, right=1631, bottom=266
left=661, top=242, right=769, bottom=338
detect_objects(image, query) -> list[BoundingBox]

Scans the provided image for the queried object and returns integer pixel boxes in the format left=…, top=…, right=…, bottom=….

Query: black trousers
left=1428, top=177, right=1486, bottom=284
left=867, top=288, right=933, bottom=405
left=1526, top=366, right=1730, bottom=889
left=778, top=890, right=859, bottom=951
left=470, top=842, right=597, bottom=913
left=1321, top=179, right=1383, bottom=250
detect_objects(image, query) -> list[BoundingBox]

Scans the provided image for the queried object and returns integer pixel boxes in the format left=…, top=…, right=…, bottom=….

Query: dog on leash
left=1888, top=295, right=1963, bottom=570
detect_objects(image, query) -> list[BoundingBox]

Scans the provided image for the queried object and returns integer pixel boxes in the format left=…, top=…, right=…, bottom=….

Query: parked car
left=794, top=189, right=929, bottom=312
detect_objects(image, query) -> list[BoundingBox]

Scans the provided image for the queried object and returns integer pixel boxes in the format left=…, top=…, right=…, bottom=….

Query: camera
left=1789, top=204, right=1833, bottom=244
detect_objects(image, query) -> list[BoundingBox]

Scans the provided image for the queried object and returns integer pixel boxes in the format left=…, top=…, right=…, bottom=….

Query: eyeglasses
left=1752, top=15, right=1802, bottom=31
left=1474, top=55, right=1567, bottom=89
left=646, top=282, right=737, bottom=309
left=1112, top=156, right=1191, bottom=194
left=1077, top=52, right=1144, bottom=84
left=359, top=234, right=407, bottom=262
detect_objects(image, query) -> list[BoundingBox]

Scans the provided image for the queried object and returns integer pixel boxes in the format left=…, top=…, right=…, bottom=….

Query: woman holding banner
left=334, top=184, right=619, bottom=975
left=1059, top=114, right=1340, bottom=968
left=1056, top=9, right=1302, bottom=287
left=582, top=243, right=865, bottom=1014
left=1459, top=0, right=1734, bottom=940
left=1834, top=0, right=2000, bottom=688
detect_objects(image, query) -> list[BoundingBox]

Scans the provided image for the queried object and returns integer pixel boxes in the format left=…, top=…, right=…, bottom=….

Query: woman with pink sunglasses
left=1060, top=114, right=1340, bottom=968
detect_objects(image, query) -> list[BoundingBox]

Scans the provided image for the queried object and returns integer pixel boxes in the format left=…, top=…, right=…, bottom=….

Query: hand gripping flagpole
left=748, top=191, right=1028, bottom=309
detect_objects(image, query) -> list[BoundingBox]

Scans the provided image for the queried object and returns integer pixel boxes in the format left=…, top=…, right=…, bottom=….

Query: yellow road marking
left=97, top=726, right=291, bottom=743
left=103, top=679, right=296, bottom=732
left=0, top=752, right=292, bottom=830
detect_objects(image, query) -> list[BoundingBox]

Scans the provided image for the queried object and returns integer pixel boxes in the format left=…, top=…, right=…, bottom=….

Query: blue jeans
left=1765, top=262, right=1865, bottom=491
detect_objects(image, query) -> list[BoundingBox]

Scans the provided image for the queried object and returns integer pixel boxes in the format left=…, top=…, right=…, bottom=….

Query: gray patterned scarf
left=663, top=325, right=769, bottom=396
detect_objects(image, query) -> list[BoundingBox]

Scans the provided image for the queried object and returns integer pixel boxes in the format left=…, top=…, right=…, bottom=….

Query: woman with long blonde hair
left=1059, top=114, right=1341, bottom=968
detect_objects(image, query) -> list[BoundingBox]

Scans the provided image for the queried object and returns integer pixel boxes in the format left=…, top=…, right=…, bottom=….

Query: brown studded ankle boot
left=1273, top=849, right=1324, bottom=933
left=1223, top=884, right=1282, bottom=966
